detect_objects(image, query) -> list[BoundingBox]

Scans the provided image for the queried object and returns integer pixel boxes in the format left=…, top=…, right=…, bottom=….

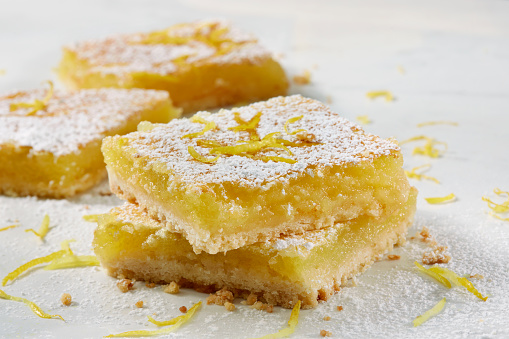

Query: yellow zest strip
left=188, top=146, right=219, bottom=163
left=366, top=90, right=394, bottom=102
left=284, top=115, right=306, bottom=135
left=106, top=301, right=202, bottom=337
left=0, top=289, right=64, bottom=321
left=83, top=214, right=101, bottom=222
left=2, top=250, right=68, bottom=286
left=182, top=116, right=217, bottom=139
left=9, top=81, right=54, bottom=115
left=428, top=266, right=488, bottom=301
left=259, top=156, right=297, bottom=164
left=229, top=112, right=262, bottom=141
left=196, top=139, right=222, bottom=148
left=401, top=135, right=447, bottom=158
left=425, top=193, right=456, bottom=204
left=413, top=298, right=446, bottom=327
left=60, top=239, right=75, bottom=255
left=482, top=188, right=509, bottom=221
left=25, top=214, right=50, bottom=240
left=44, top=255, right=100, bottom=270
left=414, top=262, right=451, bottom=288
left=417, top=121, right=458, bottom=127
left=356, top=115, right=371, bottom=125
left=252, top=300, right=301, bottom=339
left=404, top=165, right=440, bottom=184
left=0, top=224, right=18, bottom=232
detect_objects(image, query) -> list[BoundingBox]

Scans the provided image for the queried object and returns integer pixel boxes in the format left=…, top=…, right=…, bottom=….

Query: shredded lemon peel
left=401, top=135, right=447, bottom=158
left=229, top=112, right=262, bottom=141
left=9, top=81, right=54, bottom=115
left=404, top=165, right=440, bottom=184
left=188, top=146, right=219, bottom=163
left=425, top=193, right=456, bottom=204
left=482, top=188, right=509, bottom=221
left=252, top=300, right=301, bottom=339
left=356, top=115, right=371, bottom=125
left=414, top=262, right=487, bottom=301
left=417, top=121, right=458, bottom=127
left=25, top=214, right=50, bottom=240
left=105, top=301, right=201, bottom=337
left=366, top=90, right=394, bottom=102
left=0, top=224, right=19, bottom=232
left=182, top=115, right=217, bottom=139
left=44, top=255, right=100, bottom=270
left=0, top=289, right=64, bottom=321
left=413, top=298, right=446, bottom=327
left=284, top=115, right=305, bottom=135
left=2, top=250, right=68, bottom=286
left=83, top=214, right=101, bottom=222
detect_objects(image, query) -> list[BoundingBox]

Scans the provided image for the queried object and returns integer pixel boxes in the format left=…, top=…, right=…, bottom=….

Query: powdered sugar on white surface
left=114, top=95, right=399, bottom=187
left=0, top=87, right=168, bottom=156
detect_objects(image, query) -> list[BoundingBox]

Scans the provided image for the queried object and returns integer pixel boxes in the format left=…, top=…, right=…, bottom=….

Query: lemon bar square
left=93, top=188, right=416, bottom=309
left=57, top=19, right=288, bottom=113
left=102, top=95, right=413, bottom=254
left=0, top=85, right=181, bottom=198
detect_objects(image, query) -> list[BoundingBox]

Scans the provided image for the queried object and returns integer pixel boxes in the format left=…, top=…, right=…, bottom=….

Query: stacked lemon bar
left=94, top=95, right=417, bottom=309
left=57, top=20, right=288, bottom=113
left=0, top=83, right=180, bottom=198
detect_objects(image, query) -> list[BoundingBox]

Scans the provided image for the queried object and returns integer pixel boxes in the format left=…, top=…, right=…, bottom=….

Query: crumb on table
left=388, top=254, right=400, bottom=260
left=117, top=279, right=134, bottom=293
left=61, top=293, right=72, bottom=306
left=241, top=293, right=257, bottom=306
left=145, top=282, right=156, bottom=288
left=320, top=329, right=332, bottom=337
left=179, top=306, right=187, bottom=313
left=224, top=301, right=235, bottom=311
left=135, top=300, right=144, bottom=308
left=470, top=274, right=484, bottom=280
left=292, top=70, right=311, bottom=85
left=337, top=306, right=343, bottom=311
left=323, top=316, right=331, bottom=321
left=422, top=246, right=451, bottom=265
left=206, top=288, right=234, bottom=306
left=163, top=281, right=179, bottom=294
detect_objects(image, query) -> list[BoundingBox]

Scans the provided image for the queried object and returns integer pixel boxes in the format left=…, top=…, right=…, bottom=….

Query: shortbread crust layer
left=102, top=95, right=411, bottom=253
left=93, top=188, right=417, bottom=309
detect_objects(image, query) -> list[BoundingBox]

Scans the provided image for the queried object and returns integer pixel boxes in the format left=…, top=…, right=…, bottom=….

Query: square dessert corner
left=0, top=84, right=180, bottom=198
left=102, top=95, right=415, bottom=254
left=57, top=19, right=289, bottom=113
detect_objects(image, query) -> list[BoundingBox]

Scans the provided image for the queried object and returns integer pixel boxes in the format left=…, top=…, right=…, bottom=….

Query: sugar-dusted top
left=0, top=86, right=168, bottom=156
left=117, top=95, right=400, bottom=187
left=66, top=19, right=273, bottom=77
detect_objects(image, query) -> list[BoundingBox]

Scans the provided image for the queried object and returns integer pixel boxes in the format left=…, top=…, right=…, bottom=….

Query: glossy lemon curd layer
left=103, top=138, right=410, bottom=245
left=58, top=49, right=288, bottom=113
left=0, top=100, right=179, bottom=198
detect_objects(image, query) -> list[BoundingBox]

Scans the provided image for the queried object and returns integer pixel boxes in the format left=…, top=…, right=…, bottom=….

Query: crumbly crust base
left=98, top=200, right=415, bottom=309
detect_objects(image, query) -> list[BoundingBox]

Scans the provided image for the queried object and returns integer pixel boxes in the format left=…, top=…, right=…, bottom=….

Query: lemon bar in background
left=94, top=188, right=416, bottom=309
left=102, top=95, right=413, bottom=254
left=0, top=85, right=180, bottom=198
left=57, top=20, right=288, bottom=113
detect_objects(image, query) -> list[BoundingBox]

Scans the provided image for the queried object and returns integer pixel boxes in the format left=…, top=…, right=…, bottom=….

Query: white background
left=1, top=0, right=508, bottom=338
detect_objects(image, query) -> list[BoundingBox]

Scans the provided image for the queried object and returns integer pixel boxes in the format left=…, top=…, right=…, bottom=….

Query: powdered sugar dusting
left=66, top=19, right=272, bottom=77
left=0, top=87, right=168, bottom=156
left=115, top=95, right=400, bottom=186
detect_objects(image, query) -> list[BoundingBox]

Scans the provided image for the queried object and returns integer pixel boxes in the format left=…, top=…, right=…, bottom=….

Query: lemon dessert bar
left=102, top=95, right=414, bottom=254
left=94, top=188, right=417, bottom=309
left=57, top=20, right=288, bottom=113
left=0, top=84, right=180, bottom=198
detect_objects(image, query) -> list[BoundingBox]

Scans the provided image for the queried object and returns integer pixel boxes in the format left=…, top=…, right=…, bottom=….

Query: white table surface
left=1, top=0, right=508, bottom=338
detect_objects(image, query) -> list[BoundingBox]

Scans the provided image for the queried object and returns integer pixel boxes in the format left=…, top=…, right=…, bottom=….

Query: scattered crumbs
left=240, top=293, right=257, bottom=306
left=145, top=282, right=156, bottom=288
left=224, top=301, right=235, bottom=311
left=117, top=279, right=134, bottom=293
left=356, top=115, right=371, bottom=125
left=366, top=91, right=394, bottom=102
left=206, top=288, right=234, bottom=306
left=323, top=316, right=331, bottom=321
left=61, top=293, right=72, bottom=306
left=388, top=254, right=401, bottom=261
left=99, top=191, right=113, bottom=196
left=179, top=306, right=188, bottom=313
left=293, top=70, right=312, bottom=85
left=265, top=305, right=274, bottom=313
left=135, top=300, right=144, bottom=308
left=470, top=274, right=484, bottom=280
left=163, top=281, right=179, bottom=294
left=397, top=65, right=406, bottom=74
left=320, top=329, right=332, bottom=337
left=422, top=246, right=451, bottom=265
left=337, top=306, right=343, bottom=311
